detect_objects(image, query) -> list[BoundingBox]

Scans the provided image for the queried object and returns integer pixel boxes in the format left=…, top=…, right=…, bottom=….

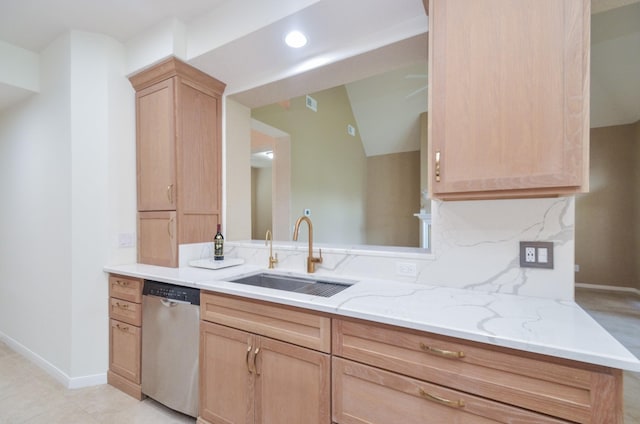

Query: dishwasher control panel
left=143, top=280, right=200, bottom=305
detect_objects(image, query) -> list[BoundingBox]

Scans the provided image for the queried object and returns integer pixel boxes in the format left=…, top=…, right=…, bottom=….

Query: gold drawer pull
left=435, top=151, right=441, bottom=182
left=246, top=345, right=253, bottom=374
left=420, top=342, right=465, bottom=359
left=115, top=302, right=129, bottom=310
left=115, top=280, right=130, bottom=287
left=115, top=323, right=130, bottom=332
left=419, top=388, right=465, bottom=408
left=167, top=184, right=173, bottom=203
left=167, top=217, right=174, bottom=239
left=253, top=348, right=261, bottom=376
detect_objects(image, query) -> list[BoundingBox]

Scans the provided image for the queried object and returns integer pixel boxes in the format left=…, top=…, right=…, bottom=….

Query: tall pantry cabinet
left=129, top=58, right=226, bottom=267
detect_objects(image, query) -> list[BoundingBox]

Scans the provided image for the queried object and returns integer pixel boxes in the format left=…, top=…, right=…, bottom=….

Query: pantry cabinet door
left=136, top=78, right=176, bottom=211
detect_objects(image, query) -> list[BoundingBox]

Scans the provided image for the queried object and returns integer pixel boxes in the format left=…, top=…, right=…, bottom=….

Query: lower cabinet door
left=332, top=358, right=569, bottom=424
left=255, top=336, right=331, bottom=424
left=200, top=321, right=254, bottom=424
left=199, top=320, right=331, bottom=424
left=109, top=319, right=141, bottom=383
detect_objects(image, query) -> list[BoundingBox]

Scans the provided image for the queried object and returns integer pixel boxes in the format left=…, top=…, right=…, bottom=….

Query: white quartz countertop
left=104, top=262, right=640, bottom=372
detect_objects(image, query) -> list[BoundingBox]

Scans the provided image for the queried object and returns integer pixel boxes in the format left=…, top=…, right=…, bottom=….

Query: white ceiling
left=1, top=0, right=635, bottom=52
left=0, top=0, right=224, bottom=52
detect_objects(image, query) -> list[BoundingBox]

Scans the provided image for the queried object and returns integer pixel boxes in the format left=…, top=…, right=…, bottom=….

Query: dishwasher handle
left=160, top=298, right=192, bottom=307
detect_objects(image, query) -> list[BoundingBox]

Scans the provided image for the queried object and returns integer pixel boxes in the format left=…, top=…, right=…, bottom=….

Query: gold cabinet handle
left=246, top=345, right=253, bottom=374
left=167, top=217, right=174, bottom=239
left=419, top=388, right=465, bottom=408
left=167, top=184, right=173, bottom=203
left=253, top=348, right=261, bottom=376
left=435, top=151, right=441, bottom=182
left=420, top=342, right=465, bottom=359
left=115, top=323, right=130, bottom=332
left=115, top=302, right=129, bottom=310
left=115, top=280, right=130, bottom=287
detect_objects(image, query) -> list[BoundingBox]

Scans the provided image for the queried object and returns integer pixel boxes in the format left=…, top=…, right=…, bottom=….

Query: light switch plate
left=519, top=241, right=554, bottom=269
left=118, top=232, right=135, bottom=248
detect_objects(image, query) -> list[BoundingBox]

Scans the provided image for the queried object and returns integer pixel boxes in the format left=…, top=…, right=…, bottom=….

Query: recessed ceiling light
left=285, top=30, right=307, bottom=48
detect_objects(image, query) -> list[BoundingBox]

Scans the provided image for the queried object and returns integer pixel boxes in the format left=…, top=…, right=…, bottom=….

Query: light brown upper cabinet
left=428, top=0, right=590, bottom=200
left=129, top=58, right=225, bottom=266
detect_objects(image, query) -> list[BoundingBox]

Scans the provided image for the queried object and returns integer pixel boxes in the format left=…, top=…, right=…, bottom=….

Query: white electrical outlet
left=396, top=262, right=417, bottom=277
left=575, top=264, right=580, bottom=272
left=525, top=247, right=536, bottom=263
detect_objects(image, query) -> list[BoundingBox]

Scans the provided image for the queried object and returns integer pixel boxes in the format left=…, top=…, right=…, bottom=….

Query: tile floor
left=0, top=342, right=195, bottom=424
left=0, top=288, right=638, bottom=423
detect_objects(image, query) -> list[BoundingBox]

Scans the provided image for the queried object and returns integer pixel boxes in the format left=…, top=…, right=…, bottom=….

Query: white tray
left=189, top=257, right=245, bottom=270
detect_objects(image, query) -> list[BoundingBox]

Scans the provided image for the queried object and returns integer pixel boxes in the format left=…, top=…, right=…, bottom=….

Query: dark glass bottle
left=214, top=224, right=224, bottom=260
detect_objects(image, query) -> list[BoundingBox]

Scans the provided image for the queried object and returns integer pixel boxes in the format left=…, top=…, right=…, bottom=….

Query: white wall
left=0, top=40, right=39, bottom=92
left=0, top=31, right=136, bottom=387
left=0, top=33, right=73, bottom=376
left=69, top=31, right=136, bottom=381
left=125, top=18, right=187, bottom=75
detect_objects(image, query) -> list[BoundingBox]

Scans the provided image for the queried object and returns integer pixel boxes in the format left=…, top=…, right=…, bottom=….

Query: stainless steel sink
left=228, top=273, right=353, bottom=298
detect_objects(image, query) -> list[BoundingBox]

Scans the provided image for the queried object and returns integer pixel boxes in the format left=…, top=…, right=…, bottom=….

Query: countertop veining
left=104, top=262, right=640, bottom=372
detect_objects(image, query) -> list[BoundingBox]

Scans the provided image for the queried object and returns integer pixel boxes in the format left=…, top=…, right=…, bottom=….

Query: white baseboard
left=0, top=331, right=107, bottom=389
left=575, top=283, right=640, bottom=296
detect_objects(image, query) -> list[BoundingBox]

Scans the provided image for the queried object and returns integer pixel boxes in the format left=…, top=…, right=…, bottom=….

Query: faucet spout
left=292, top=216, right=323, bottom=273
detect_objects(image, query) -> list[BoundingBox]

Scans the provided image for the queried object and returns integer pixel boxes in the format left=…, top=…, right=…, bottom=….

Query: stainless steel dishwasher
left=142, top=280, right=200, bottom=417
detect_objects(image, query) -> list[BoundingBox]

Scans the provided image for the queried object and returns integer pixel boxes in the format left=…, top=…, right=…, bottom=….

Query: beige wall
left=252, top=86, right=368, bottom=244
left=366, top=151, right=420, bottom=247
left=575, top=121, right=640, bottom=289
left=251, top=128, right=292, bottom=240
left=251, top=167, right=273, bottom=240
left=636, top=121, right=640, bottom=290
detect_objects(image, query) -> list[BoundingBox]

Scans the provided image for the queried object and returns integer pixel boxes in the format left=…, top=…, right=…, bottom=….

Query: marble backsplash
left=181, top=196, right=575, bottom=300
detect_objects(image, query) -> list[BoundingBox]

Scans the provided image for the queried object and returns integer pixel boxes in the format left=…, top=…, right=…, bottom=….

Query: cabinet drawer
left=333, top=319, right=620, bottom=423
left=200, top=292, right=331, bottom=353
left=109, top=275, right=143, bottom=303
left=333, top=357, right=568, bottom=424
left=109, top=319, right=141, bottom=384
left=109, top=298, right=142, bottom=326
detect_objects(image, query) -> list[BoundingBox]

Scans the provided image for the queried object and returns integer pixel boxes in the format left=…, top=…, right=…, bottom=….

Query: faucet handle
left=269, top=252, right=279, bottom=269
left=311, top=248, right=323, bottom=264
